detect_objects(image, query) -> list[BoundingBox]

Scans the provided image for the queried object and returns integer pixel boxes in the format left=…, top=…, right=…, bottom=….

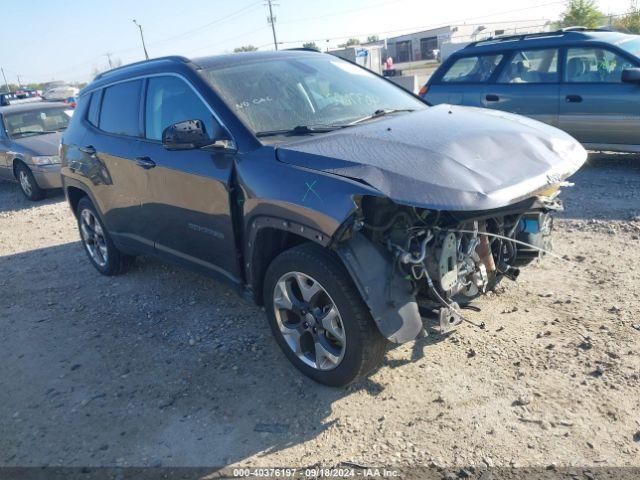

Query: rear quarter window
left=99, top=80, right=142, bottom=137
left=440, top=54, right=503, bottom=83
left=87, top=91, right=102, bottom=127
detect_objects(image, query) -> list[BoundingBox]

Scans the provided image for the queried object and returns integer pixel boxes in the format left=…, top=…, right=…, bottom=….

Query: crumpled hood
left=275, top=105, right=587, bottom=211
left=13, top=131, right=62, bottom=156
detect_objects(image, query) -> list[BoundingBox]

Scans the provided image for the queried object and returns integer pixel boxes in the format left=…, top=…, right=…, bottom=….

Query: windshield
left=618, top=37, right=640, bottom=58
left=202, top=55, right=426, bottom=135
left=4, top=107, right=72, bottom=139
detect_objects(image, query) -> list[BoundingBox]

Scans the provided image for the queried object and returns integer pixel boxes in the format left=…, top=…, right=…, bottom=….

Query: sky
left=0, top=0, right=632, bottom=84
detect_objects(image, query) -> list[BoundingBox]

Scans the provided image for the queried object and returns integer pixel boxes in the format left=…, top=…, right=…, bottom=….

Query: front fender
left=236, top=147, right=382, bottom=278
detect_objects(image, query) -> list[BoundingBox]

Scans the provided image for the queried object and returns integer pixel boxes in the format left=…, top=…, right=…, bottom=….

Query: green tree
left=234, top=45, right=258, bottom=52
left=559, top=0, right=605, bottom=28
left=366, top=35, right=379, bottom=43
left=302, top=41, right=320, bottom=51
left=338, top=38, right=360, bottom=48
left=614, top=1, right=640, bottom=33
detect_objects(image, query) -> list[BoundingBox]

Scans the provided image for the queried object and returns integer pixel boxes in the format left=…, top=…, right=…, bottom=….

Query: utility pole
left=0, top=67, right=9, bottom=93
left=266, top=0, right=278, bottom=50
left=16, top=74, right=22, bottom=86
left=105, top=53, right=114, bottom=69
left=132, top=19, right=150, bottom=60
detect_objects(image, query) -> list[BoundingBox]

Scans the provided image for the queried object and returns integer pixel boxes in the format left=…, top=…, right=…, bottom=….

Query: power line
left=186, top=25, right=270, bottom=55
left=145, top=1, right=262, bottom=47
left=278, top=1, right=566, bottom=44
left=5, top=5, right=635, bottom=83
left=280, top=0, right=406, bottom=25
left=26, top=2, right=265, bottom=74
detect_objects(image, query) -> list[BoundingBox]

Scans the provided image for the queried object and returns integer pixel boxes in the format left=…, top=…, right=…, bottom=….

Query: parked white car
left=42, top=85, right=79, bottom=101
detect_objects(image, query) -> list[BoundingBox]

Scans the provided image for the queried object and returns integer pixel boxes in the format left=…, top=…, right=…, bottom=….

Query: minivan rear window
left=441, top=54, right=503, bottom=83
left=99, top=80, right=142, bottom=137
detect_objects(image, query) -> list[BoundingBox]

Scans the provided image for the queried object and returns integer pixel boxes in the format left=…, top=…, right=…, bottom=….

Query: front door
left=137, top=75, right=241, bottom=282
left=483, top=47, right=560, bottom=126
left=425, top=53, right=504, bottom=107
left=559, top=46, right=640, bottom=146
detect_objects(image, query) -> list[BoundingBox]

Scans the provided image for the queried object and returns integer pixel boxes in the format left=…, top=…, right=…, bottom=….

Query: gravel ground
left=1, top=153, right=639, bottom=471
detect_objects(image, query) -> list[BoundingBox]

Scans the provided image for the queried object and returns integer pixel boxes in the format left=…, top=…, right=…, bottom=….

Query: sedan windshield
left=202, top=55, right=426, bottom=136
left=4, top=107, right=72, bottom=139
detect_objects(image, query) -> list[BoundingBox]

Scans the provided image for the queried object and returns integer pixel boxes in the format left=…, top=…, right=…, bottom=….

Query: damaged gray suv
left=60, top=51, right=587, bottom=386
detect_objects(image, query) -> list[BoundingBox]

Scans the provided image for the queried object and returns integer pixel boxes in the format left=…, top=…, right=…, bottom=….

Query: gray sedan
left=0, top=102, right=71, bottom=200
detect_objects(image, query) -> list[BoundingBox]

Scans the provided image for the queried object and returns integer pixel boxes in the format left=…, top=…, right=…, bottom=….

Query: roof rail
left=93, top=55, right=192, bottom=80
left=285, top=47, right=323, bottom=53
left=464, top=27, right=613, bottom=48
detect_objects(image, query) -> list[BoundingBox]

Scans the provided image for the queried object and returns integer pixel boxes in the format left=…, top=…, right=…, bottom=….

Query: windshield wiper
left=255, top=124, right=346, bottom=138
left=12, top=129, right=62, bottom=138
left=349, top=108, right=415, bottom=126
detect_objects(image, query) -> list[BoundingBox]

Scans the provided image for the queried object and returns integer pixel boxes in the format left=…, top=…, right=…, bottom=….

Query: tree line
left=559, top=0, right=640, bottom=32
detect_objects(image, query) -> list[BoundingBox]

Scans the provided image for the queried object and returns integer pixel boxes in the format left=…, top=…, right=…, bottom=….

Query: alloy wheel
left=79, top=209, right=109, bottom=268
left=273, top=271, right=346, bottom=370
left=19, top=170, right=32, bottom=196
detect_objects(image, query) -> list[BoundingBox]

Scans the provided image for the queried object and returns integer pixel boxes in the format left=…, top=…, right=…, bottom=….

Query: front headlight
left=31, top=155, right=60, bottom=166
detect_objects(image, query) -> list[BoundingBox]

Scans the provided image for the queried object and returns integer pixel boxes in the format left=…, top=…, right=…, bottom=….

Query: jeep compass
left=60, top=51, right=587, bottom=386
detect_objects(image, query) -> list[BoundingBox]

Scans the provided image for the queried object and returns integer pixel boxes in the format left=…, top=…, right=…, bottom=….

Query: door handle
left=79, top=145, right=96, bottom=155
left=135, top=156, right=156, bottom=169
left=566, top=94, right=583, bottom=103
left=485, top=94, right=500, bottom=102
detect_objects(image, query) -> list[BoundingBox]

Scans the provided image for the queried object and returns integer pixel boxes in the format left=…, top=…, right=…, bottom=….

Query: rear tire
left=76, top=196, right=134, bottom=275
left=15, top=162, right=45, bottom=201
left=263, top=243, right=387, bottom=387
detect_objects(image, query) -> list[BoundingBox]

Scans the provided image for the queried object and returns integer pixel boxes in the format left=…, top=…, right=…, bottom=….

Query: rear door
left=136, top=75, right=241, bottom=282
left=559, top=45, right=640, bottom=146
left=483, top=47, right=560, bottom=126
left=80, top=80, right=151, bottom=250
left=424, top=53, right=503, bottom=106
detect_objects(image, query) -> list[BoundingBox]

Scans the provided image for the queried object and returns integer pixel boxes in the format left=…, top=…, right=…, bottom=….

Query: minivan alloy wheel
left=273, top=271, right=346, bottom=370
left=18, top=170, right=32, bottom=196
left=80, top=208, right=109, bottom=268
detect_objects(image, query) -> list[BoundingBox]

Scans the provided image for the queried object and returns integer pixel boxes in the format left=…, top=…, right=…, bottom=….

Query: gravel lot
left=1, top=154, right=639, bottom=472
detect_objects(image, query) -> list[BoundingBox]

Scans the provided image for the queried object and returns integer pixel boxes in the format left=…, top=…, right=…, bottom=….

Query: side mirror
left=162, top=119, right=212, bottom=150
left=621, top=68, right=640, bottom=84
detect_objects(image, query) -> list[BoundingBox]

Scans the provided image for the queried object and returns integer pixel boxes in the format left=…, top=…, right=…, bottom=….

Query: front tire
left=16, top=162, right=45, bottom=201
left=263, top=243, right=387, bottom=387
left=76, top=197, right=134, bottom=275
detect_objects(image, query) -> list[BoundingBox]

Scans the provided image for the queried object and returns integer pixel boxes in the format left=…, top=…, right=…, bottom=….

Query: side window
left=498, top=49, right=559, bottom=83
left=566, top=47, right=634, bottom=83
left=441, top=54, right=503, bottom=83
left=145, top=76, right=217, bottom=141
left=87, top=91, right=101, bottom=127
left=99, top=80, right=142, bottom=137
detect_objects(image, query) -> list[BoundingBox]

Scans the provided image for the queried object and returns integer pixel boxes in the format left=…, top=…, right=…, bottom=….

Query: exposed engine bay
left=338, top=190, right=562, bottom=339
